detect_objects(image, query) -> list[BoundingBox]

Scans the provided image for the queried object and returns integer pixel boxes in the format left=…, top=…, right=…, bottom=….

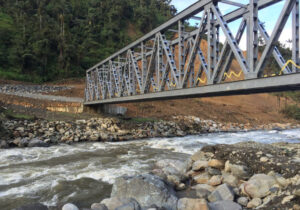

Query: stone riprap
left=1, top=115, right=299, bottom=149
left=0, top=84, right=70, bottom=95
left=67, top=141, right=300, bottom=210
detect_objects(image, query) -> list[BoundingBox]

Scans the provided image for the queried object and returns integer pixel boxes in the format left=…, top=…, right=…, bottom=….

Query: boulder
left=208, top=159, right=224, bottom=169
left=225, top=161, right=250, bottom=179
left=115, top=199, right=141, bottom=210
left=241, top=174, right=276, bottom=198
left=294, top=187, right=300, bottom=197
left=111, top=174, right=178, bottom=210
left=208, top=201, right=242, bottom=210
left=281, top=195, right=295, bottom=205
left=208, top=184, right=234, bottom=202
left=19, top=138, right=29, bottom=147
left=190, top=150, right=213, bottom=162
left=0, top=140, right=9, bottom=149
left=222, top=172, right=239, bottom=187
left=208, top=175, right=222, bottom=186
left=156, top=159, right=188, bottom=177
left=177, top=198, right=209, bottom=210
left=206, top=167, right=221, bottom=176
left=166, top=175, right=181, bottom=187
left=237, top=197, right=248, bottom=207
left=193, top=173, right=211, bottom=184
left=62, top=203, right=79, bottom=210
left=101, top=198, right=136, bottom=210
left=91, top=203, right=108, bottom=210
left=28, top=138, right=49, bottom=147
left=274, top=174, right=290, bottom=188
left=247, top=198, right=262, bottom=208
left=260, top=157, right=269, bottom=162
left=192, top=160, right=208, bottom=171
left=192, top=184, right=215, bottom=199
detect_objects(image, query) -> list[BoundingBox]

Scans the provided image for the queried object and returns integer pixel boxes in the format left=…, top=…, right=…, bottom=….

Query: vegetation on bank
left=0, top=0, right=176, bottom=82
left=274, top=92, right=300, bottom=121
left=281, top=104, right=300, bottom=121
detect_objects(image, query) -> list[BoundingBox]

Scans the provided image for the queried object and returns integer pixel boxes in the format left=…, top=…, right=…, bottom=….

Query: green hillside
left=0, top=0, right=176, bottom=82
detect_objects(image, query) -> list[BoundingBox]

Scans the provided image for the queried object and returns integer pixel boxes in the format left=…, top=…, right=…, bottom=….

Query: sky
left=170, top=0, right=294, bottom=50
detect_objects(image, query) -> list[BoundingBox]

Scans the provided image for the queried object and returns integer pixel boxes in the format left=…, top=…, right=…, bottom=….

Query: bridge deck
left=84, top=73, right=300, bottom=105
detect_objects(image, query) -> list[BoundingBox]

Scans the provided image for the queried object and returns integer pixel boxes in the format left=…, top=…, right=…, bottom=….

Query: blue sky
left=171, top=0, right=294, bottom=49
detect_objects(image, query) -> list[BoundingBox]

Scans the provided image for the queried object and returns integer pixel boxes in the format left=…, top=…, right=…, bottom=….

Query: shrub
left=281, top=105, right=300, bottom=121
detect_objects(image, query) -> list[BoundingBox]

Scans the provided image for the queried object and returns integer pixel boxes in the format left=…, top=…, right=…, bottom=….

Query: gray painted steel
left=85, top=0, right=300, bottom=105
left=85, top=73, right=300, bottom=105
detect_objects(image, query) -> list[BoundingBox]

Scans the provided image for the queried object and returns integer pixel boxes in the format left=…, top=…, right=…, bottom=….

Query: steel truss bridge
left=84, top=0, right=300, bottom=105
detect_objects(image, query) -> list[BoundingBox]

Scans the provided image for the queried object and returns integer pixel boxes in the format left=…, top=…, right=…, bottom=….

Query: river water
left=0, top=129, right=300, bottom=209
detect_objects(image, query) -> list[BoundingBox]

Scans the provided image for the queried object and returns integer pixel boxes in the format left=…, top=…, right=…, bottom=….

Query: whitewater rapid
left=0, top=129, right=299, bottom=209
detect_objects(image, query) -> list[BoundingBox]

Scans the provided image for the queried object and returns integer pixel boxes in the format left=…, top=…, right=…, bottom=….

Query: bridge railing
left=85, top=0, right=299, bottom=103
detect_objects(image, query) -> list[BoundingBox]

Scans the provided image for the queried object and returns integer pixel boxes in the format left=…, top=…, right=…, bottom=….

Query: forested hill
left=0, top=0, right=176, bottom=82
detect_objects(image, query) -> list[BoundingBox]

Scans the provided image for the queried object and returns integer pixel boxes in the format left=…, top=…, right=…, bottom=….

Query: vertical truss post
left=117, top=56, right=121, bottom=96
left=94, top=69, right=100, bottom=100
left=178, top=20, right=185, bottom=83
left=248, top=0, right=258, bottom=75
left=293, top=0, right=300, bottom=72
left=141, top=42, right=147, bottom=93
left=157, top=38, right=161, bottom=90
left=216, top=26, right=220, bottom=62
left=207, top=6, right=217, bottom=84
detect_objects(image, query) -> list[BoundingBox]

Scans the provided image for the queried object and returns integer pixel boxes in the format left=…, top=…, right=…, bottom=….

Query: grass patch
left=273, top=91, right=300, bottom=103
left=129, top=117, right=158, bottom=123
left=4, top=109, right=35, bottom=120
left=0, top=68, right=43, bottom=83
left=281, top=105, right=300, bottom=121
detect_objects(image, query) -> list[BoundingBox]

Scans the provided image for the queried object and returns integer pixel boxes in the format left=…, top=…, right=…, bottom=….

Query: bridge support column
left=84, top=104, right=127, bottom=116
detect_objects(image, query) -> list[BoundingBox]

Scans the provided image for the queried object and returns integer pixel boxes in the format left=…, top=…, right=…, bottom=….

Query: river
left=0, top=129, right=300, bottom=209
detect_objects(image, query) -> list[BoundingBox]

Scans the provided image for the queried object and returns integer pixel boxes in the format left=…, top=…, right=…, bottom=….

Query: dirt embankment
left=0, top=77, right=298, bottom=125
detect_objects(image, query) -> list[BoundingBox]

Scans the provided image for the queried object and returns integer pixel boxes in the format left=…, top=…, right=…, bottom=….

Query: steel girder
left=85, top=0, right=300, bottom=103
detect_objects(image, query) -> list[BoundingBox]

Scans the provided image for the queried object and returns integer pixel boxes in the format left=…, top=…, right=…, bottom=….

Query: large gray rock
left=193, top=172, right=211, bottom=184
left=240, top=174, right=276, bottom=198
left=222, top=172, right=239, bottom=187
left=91, top=203, right=108, bottom=210
left=101, top=197, right=136, bottom=210
left=247, top=198, right=262, bottom=208
left=62, top=203, right=79, bottom=210
left=237, top=197, right=248, bottom=207
left=115, top=199, right=141, bottom=210
left=177, top=198, right=209, bottom=210
left=192, top=184, right=215, bottom=199
left=192, top=160, right=208, bottom=171
left=225, top=161, right=250, bottom=179
left=28, top=138, right=49, bottom=147
left=208, top=184, right=234, bottom=202
left=0, top=140, right=9, bottom=149
left=155, top=159, right=189, bottom=177
left=111, top=174, right=178, bottom=210
left=209, top=200, right=242, bottom=210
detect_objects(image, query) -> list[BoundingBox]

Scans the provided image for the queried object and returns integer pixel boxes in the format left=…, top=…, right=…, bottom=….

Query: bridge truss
left=85, top=0, right=300, bottom=105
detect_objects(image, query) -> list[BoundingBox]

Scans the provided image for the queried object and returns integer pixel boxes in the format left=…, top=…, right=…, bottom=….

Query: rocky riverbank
left=52, top=141, right=300, bottom=210
left=0, top=84, right=70, bottom=95
left=1, top=114, right=299, bottom=149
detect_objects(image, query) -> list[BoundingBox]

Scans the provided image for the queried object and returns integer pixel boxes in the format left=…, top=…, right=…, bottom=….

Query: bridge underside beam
left=84, top=73, right=300, bottom=105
